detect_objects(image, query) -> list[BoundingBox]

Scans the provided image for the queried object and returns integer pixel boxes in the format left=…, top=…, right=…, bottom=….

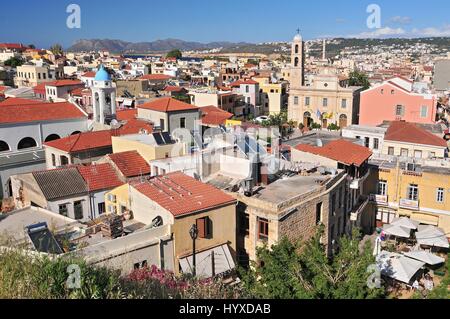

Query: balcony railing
left=399, top=198, right=419, bottom=210
left=350, top=196, right=370, bottom=222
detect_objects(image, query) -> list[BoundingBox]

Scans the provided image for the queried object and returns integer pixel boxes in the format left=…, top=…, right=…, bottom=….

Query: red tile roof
left=294, top=139, right=373, bottom=167
left=138, top=74, right=173, bottom=81
left=44, top=130, right=112, bottom=153
left=46, top=80, right=83, bottom=87
left=116, top=109, right=137, bottom=121
left=108, top=150, right=151, bottom=178
left=200, top=105, right=233, bottom=125
left=230, top=79, right=259, bottom=87
left=385, top=121, right=448, bottom=147
left=82, top=71, right=96, bottom=78
left=117, top=118, right=153, bottom=135
left=32, top=83, right=47, bottom=94
left=163, top=86, right=185, bottom=92
left=0, top=43, right=26, bottom=50
left=0, top=99, right=86, bottom=124
left=77, top=163, right=123, bottom=191
left=138, top=97, right=198, bottom=112
left=132, top=172, right=236, bottom=217
left=0, top=86, right=10, bottom=93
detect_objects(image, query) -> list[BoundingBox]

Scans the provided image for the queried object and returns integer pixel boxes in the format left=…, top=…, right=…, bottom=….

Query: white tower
left=91, top=65, right=117, bottom=124
left=290, top=30, right=304, bottom=88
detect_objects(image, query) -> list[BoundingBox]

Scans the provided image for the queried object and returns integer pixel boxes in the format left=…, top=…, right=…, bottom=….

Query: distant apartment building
left=359, top=77, right=437, bottom=126
left=189, top=90, right=245, bottom=116
left=230, top=79, right=261, bottom=117
left=254, top=76, right=288, bottom=115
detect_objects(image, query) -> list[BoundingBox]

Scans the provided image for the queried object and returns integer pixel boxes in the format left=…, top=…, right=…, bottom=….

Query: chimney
left=260, top=162, right=269, bottom=186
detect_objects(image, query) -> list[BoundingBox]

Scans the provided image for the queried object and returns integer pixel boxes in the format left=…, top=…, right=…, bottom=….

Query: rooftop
left=200, top=105, right=233, bottom=126
left=384, top=121, right=448, bottom=147
left=77, top=163, right=124, bottom=192
left=44, top=130, right=112, bottom=153
left=294, top=139, right=373, bottom=167
left=108, top=150, right=151, bottom=178
left=132, top=172, right=236, bottom=217
left=138, top=97, right=198, bottom=113
left=138, top=74, right=173, bottom=81
left=0, top=99, right=86, bottom=124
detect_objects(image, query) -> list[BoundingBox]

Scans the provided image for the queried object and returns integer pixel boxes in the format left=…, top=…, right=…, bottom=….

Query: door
left=322, top=119, right=328, bottom=128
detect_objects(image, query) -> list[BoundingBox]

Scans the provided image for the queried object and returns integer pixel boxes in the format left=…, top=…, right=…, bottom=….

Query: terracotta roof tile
left=44, top=130, right=112, bottom=153
left=294, top=139, right=372, bottom=167
left=77, top=163, right=124, bottom=192
left=138, top=97, right=198, bottom=112
left=116, top=109, right=137, bottom=121
left=132, top=172, right=236, bottom=217
left=200, top=105, right=233, bottom=125
left=138, top=74, right=173, bottom=81
left=46, top=80, right=83, bottom=87
left=108, top=151, right=151, bottom=178
left=0, top=99, right=86, bottom=124
left=82, top=71, right=96, bottom=78
left=385, top=121, right=448, bottom=147
left=117, top=118, right=153, bottom=135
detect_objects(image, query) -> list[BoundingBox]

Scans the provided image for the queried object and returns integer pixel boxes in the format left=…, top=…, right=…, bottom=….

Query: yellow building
left=111, top=133, right=187, bottom=162
left=253, top=76, right=288, bottom=115
left=105, top=172, right=237, bottom=277
left=368, top=159, right=450, bottom=234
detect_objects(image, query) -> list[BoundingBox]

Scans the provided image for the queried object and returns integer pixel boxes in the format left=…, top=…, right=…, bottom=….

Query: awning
left=179, top=243, right=235, bottom=279
left=376, top=251, right=425, bottom=284
left=390, top=217, right=419, bottom=230
left=416, top=225, right=449, bottom=248
left=383, top=224, right=411, bottom=238
left=403, top=251, right=445, bottom=266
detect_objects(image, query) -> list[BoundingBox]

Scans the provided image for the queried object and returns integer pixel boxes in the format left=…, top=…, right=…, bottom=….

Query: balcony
left=399, top=198, right=419, bottom=210
left=369, top=194, right=388, bottom=205
left=350, top=196, right=370, bottom=222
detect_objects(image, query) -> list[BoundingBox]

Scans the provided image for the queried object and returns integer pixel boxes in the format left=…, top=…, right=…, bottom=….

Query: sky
left=0, top=0, right=449, bottom=48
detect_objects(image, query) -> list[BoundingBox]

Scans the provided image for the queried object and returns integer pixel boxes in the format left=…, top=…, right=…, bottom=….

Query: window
left=400, top=148, right=408, bottom=157
left=376, top=208, right=396, bottom=224
left=246, top=85, right=249, bottom=93
left=0, top=140, right=10, bottom=152
left=196, top=216, right=212, bottom=239
left=294, top=96, right=299, bottom=105
left=60, top=155, right=69, bottom=166
left=323, top=98, right=328, bottom=107
left=395, top=105, right=404, bottom=116
left=17, top=137, right=37, bottom=150
left=240, top=213, right=249, bottom=236
left=364, top=137, right=370, bottom=148
left=74, top=201, right=83, bottom=220
left=420, top=106, right=428, bottom=118
left=295, top=44, right=299, bottom=54
left=373, top=138, right=379, bottom=150
left=391, top=90, right=395, bottom=94
left=414, top=150, right=422, bottom=159
left=437, top=188, right=444, bottom=203
left=305, top=97, right=310, bottom=106
left=388, top=147, right=394, bottom=155
left=258, top=218, right=269, bottom=241
left=98, top=202, right=106, bottom=215
left=378, top=180, right=387, bottom=196
left=407, top=184, right=419, bottom=201
left=134, top=260, right=148, bottom=270
left=341, top=99, right=347, bottom=108
left=59, top=204, right=68, bottom=217
left=180, top=117, right=186, bottom=128
left=316, top=202, right=323, bottom=224
left=430, top=152, right=436, bottom=158
left=160, top=119, right=165, bottom=130
left=51, top=154, right=56, bottom=167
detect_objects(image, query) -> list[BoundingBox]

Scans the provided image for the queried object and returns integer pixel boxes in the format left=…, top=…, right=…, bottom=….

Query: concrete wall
left=381, top=140, right=446, bottom=159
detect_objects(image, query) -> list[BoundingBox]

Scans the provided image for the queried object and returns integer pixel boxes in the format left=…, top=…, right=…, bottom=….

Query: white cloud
left=347, top=27, right=406, bottom=39
left=390, top=16, right=412, bottom=25
left=411, top=25, right=450, bottom=37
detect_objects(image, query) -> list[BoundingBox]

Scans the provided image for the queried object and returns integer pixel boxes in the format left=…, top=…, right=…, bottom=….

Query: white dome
left=294, top=33, right=302, bottom=41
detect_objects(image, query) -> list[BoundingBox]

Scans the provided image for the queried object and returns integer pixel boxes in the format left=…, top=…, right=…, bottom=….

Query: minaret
left=290, top=30, right=304, bottom=88
left=322, top=39, right=326, bottom=61
left=91, top=65, right=117, bottom=125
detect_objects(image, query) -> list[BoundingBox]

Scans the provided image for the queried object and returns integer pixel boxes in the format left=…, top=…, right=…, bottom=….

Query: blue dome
left=94, top=65, right=111, bottom=81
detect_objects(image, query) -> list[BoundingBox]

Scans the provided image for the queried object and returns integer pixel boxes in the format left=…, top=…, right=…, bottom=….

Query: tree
left=261, top=111, right=288, bottom=137
left=28, top=44, right=36, bottom=49
left=50, top=43, right=63, bottom=55
left=166, top=49, right=182, bottom=60
left=3, top=56, right=24, bottom=68
left=239, top=226, right=385, bottom=299
left=349, top=70, right=370, bottom=90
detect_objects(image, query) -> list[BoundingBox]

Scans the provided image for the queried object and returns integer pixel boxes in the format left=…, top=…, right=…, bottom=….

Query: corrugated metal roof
left=33, top=167, right=88, bottom=200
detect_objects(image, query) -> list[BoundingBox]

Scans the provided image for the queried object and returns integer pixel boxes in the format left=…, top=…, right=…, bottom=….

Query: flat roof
left=283, top=131, right=359, bottom=148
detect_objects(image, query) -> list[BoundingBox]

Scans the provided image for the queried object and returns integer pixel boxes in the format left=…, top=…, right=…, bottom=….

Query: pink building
left=359, top=77, right=437, bottom=126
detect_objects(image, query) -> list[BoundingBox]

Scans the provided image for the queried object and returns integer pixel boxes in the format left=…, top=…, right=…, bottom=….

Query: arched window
left=295, top=44, right=299, bottom=54
left=294, top=57, right=299, bottom=67
left=18, top=137, right=37, bottom=150
left=44, top=134, right=60, bottom=142
left=71, top=131, right=81, bottom=135
left=0, top=140, right=10, bottom=152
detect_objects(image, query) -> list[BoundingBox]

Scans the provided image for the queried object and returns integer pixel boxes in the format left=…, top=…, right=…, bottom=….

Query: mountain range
left=67, top=38, right=251, bottom=53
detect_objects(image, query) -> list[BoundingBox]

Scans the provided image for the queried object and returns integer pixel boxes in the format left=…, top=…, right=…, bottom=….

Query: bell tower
left=290, top=30, right=304, bottom=88
left=91, top=65, right=117, bottom=125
